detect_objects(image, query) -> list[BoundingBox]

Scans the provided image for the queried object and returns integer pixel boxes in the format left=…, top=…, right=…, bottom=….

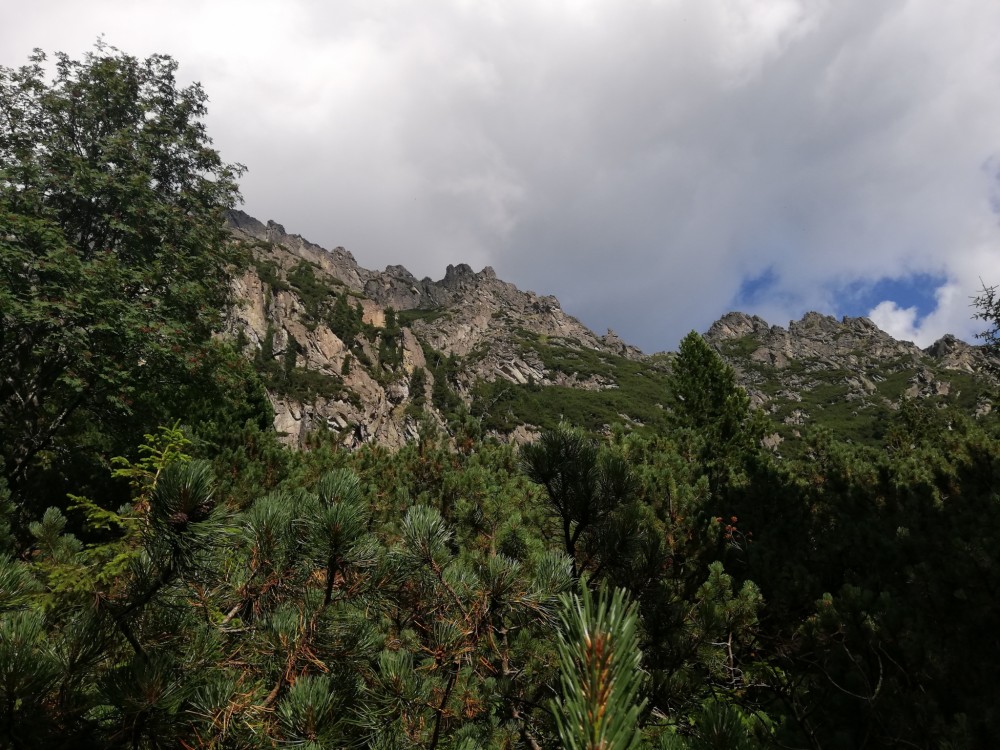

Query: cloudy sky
left=5, top=1, right=1000, bottom=352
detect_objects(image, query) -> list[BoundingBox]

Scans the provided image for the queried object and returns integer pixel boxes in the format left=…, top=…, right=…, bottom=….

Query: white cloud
left=866, top=227, right=1000, bottom=347
left=3, top=1, right=1000, bottom=351
left=869, top=300, right=922, bottom=345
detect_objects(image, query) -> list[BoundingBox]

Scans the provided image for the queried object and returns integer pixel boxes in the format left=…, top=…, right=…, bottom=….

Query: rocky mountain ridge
left=706, top=311, right=995, bottom=448
left=225, top=211, right=995, bottom=449
left=225, top=211, right=641, bottom=446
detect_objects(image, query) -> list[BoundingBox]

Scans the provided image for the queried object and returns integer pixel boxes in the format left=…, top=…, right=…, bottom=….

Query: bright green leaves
left=110, top=422, right=192, bottom=496
left=1, top=46, right=244, bottom=269
left=552, top=585, right=646, bottom=750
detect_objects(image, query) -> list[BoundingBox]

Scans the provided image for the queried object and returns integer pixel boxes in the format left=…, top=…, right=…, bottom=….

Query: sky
left=4, top=0, right=1000, bottom=352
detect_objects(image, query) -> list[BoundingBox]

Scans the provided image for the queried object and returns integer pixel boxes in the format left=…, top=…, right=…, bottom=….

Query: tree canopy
left=0, top=44, right=248, bottom=512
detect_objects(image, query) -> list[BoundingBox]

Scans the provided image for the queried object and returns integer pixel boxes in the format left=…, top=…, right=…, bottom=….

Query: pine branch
left=551, top=585, right=646, bottom=750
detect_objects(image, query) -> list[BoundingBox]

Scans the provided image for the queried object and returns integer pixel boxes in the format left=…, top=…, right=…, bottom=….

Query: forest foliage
left=3, top=46, right=1000, bottom=750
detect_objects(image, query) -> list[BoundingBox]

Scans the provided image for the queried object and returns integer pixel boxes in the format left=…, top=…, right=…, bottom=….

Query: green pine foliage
left=378, top=306, right=404, bottom=370
left=287, top=260, right=336, bottom=322
left=329, top=291, right=365, bottom=344
left=973, top=280, right=1000, bottom=370
left=552, top=585, right=646, bottom=750
left=521, top=425, right=641, bottom=579
left=423, top=344, right=463, bottom=416
left=5, top=346, right=1000, bottom=748
left=407, top=366, right=428, bottom=417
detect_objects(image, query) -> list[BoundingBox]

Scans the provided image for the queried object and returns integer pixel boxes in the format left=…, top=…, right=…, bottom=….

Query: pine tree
left=665, top=332, right=770, bottom=503
left=973, top=281, right=1000, bottom=374
left=667, top=332, right=751, bottom=442
left=522, top=426, right=639, bottom=579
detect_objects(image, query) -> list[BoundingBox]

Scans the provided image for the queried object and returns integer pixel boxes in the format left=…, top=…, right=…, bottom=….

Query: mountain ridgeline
left=227, top=210, right=997, bottom=449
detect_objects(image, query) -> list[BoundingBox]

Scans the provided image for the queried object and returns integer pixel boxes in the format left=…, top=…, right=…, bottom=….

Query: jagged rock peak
left=384, top=265, right=417, bottom=282
left=226, top=209, right=266, bottom=234
left=440, top=262, right=501, bottom=291
left=707, top=312, right=772, bottom=340
left=843, top=315, right=880, bottom=332
left=441, top=263, right=475, bottom=289
left=925, top=334, right=964, bottom=358
left=226, top=209, right=359, bottom=264
left=924, top=334, right=982, bottom=373
left=787, top=311, right=841, bottom=337
left=708, top=311, right=891, bottom=345
left=798, top=310, right=837, bottom=325
left=223, top=203, right=997, bottom=451
left=703, top=310, right=933, bottom=374
left=788, top=312, right=883, bottom=337
left=446, top=262, right=474, bottom=277
left=600, top=328, right=643, bottom=358
left=698, top=310, right=996, bottom=431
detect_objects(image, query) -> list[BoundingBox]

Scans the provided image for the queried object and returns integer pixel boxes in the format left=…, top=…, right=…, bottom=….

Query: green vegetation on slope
left=472, top=331, right=674, bottom=433
left=397, top=307, right=448, bottom=326
left=717, top=335, right=993, bottom=451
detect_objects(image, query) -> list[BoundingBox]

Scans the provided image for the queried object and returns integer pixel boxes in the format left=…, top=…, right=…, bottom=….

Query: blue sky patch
left=832, top=273, right=948, bottom=320
left=735, top=267, right=780, bottom=306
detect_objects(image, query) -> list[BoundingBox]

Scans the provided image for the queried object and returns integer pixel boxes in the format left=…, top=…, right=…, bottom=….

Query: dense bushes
left=4, top=338, right=999, bottom=748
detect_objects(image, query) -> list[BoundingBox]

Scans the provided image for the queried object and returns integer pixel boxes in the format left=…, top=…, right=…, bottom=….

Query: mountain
left=225, top=211, right=996, bottom=449
left=707, top=311, right=995, bottom=451
left=225, top=210, right=643, bottom=447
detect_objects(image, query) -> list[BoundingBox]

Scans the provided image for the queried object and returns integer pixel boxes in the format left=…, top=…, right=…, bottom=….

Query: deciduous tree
left=0, top=44, right=245, bottom=515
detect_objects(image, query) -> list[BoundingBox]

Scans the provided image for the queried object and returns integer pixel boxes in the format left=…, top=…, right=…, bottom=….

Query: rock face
left=705, top=310, right=997, bottom=441
left=225, top=211, right=996, bottom=450
left=224, top=211, right=639, bottom=447
left=707, top=311, right=923, bottom=370
left=923, top=334, right=981, bottom=373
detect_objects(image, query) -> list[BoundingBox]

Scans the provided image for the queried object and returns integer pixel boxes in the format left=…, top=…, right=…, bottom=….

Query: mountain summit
left=226, top=212, right=995, bottom=449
